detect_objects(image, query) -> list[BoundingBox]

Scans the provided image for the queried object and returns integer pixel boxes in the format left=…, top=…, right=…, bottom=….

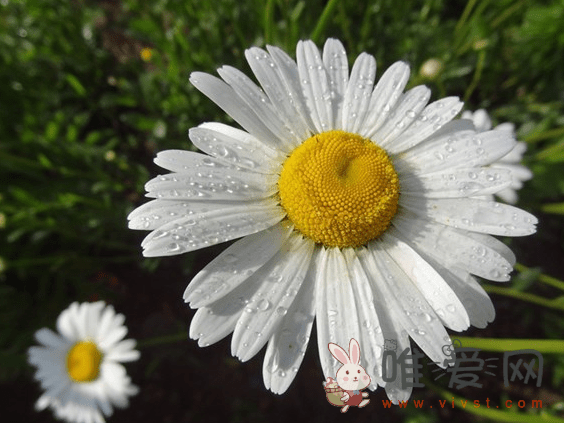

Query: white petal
left=266, top=45, right=317, bottom=136
left=382, top=332, right=414, bottom=404
left=231, top=234, right=314, bottom=362
left=495, top=187, right=518, bottom=204
left=447, top=268, right=495, bottom=328
left=84, top=302, right=105, bottom=339
left=34, top=328, right=69, bottom=349
left=128, top=199, right=246, bottom=231
left=322, top=38, right=349, bottom=129
left=105, top=339, right=140, bottom=362
left=342, top=52, right=376, bottom=133
left=400, top=167, right=513, bottom=198
left=74, top=302, right=91, bottom=340
left=463, top=109, right=492, bottom=132
left=189, top=274, right=263, bottom=347
left=498, top=141, right=527, bottom=163
left=387, top=97, right=464, bottom=153
left=190, top=72, right=282, bottom=149
left=315, top=248, right=361, bottom=380
left=244, top=47, right=311, bottom=145
left=493, top=162, right=533, bottom=183
left=297, top=40, right=333, bottom=132
left=95, top=305, right=117, bottom=343
left=184, top=223, right=293, bottom=308
left=381, top=230, right=470, bottom=331
left=96, top=312, right=125, bottom=350
left=463, top=230, right=516, bottom=265
left=189, top=123, right=285, bottom=174
left=400, top=197, right=538, bottom=237
left=361, top=61, right=411, bottom=139
left=151, top=149, right=229, bottom=173
left=411, top=254, right=496, bottom=329
left=98, top=325, right=127, bottom=351
left=217, top=65, right=295, bottom=152
left=140, top=198, right=284, bottom=257
left=56, top=302, right=79, bottom=340
left=400, top=129, right=516, bottom=173
left=342, top=249, right=385, bottom=386
left=494, top=122, right=515, bottom=135
left=262, top=249, right=316, bottom=394
left=147, top=155, right=276, bottom=202
left=80, top=381, right=113, bottom=416
left=367, top=242, right=452, bottom=367
left=376, top=85, right=431, bottom=148
left=393, top=212, right=517, bottom=281
left=355, top=248, right=414, bottom=402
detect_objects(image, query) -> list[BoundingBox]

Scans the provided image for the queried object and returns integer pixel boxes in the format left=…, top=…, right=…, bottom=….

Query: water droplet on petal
left=276, top=307, right=287, bottom=316
left=167, top=242, right=182, bottom=253
left=257, top=299, right=270, bottom=311
left=490, top=269, right=501, bottom=279
left=224, top=254, right=237, bottom=263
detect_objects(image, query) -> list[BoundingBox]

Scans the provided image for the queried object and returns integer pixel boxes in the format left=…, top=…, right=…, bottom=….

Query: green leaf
left=65, top=73, right=87, bottom=97
left=542, top=202, right=564, bottom=215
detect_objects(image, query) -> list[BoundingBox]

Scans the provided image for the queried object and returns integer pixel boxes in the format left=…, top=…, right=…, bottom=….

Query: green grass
left=1, top=0, right=564, bottom=422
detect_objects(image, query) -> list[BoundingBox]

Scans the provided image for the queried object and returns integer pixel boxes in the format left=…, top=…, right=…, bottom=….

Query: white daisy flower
left=462, top=109, right=533, bottom=204
left=28, top=301, right=140, bottom=423
left=128, top=39, right=537, bottom=402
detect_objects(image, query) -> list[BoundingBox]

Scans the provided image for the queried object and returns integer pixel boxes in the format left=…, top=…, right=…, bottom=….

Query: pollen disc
left=278, top=130, right=400, bottom=248
left=66, top=341, right=103, bottom=383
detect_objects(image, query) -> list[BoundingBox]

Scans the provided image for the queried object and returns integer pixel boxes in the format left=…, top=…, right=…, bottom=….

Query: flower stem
left=453, top=336, right=564, bottom=353
left=482, top=284, right=564, bottom=311
left=310, top=0, right=341, bottom=43
left=515, top=262, right=564, bottom=291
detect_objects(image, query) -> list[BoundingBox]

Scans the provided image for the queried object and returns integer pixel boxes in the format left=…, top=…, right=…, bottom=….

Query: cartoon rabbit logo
left=324, top=338, right=371, bottom=413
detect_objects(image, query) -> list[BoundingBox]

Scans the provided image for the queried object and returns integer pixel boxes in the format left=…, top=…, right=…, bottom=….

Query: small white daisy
left=28, top=301, right=140, bottom=423
left=128, top=39, right=537, bottom=402
left=462, top=109, right=533, bottom=204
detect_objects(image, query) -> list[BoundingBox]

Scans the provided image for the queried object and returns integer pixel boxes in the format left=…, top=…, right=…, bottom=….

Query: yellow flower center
left=66, top=341, right=103, bottom=383
left=278, top=130, right=399, bottom=248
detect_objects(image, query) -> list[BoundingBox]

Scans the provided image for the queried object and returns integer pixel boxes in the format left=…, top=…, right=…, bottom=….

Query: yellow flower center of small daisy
left=66, top=341, right=103, bottom=383
left=278, top=130, right=399, bottom=248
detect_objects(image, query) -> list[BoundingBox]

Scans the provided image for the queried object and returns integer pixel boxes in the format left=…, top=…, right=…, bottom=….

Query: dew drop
left=490, top=269, right=501, bottom=279
left=446, top=304, right=456, bottom=313
left=257, top=299, right=271, bottom=311
left=223, top=254, right=237, bottom=263
left=167, top=243, right=182, bottom=253
left=276, top=307, right=287, bottom=316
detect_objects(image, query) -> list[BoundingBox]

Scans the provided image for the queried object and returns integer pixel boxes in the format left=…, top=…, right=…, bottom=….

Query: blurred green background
left=1, top=0, right=564, bottom=422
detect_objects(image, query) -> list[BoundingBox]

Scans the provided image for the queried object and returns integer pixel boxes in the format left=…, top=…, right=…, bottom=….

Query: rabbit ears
left=328, top=338, right=361, bottom=365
